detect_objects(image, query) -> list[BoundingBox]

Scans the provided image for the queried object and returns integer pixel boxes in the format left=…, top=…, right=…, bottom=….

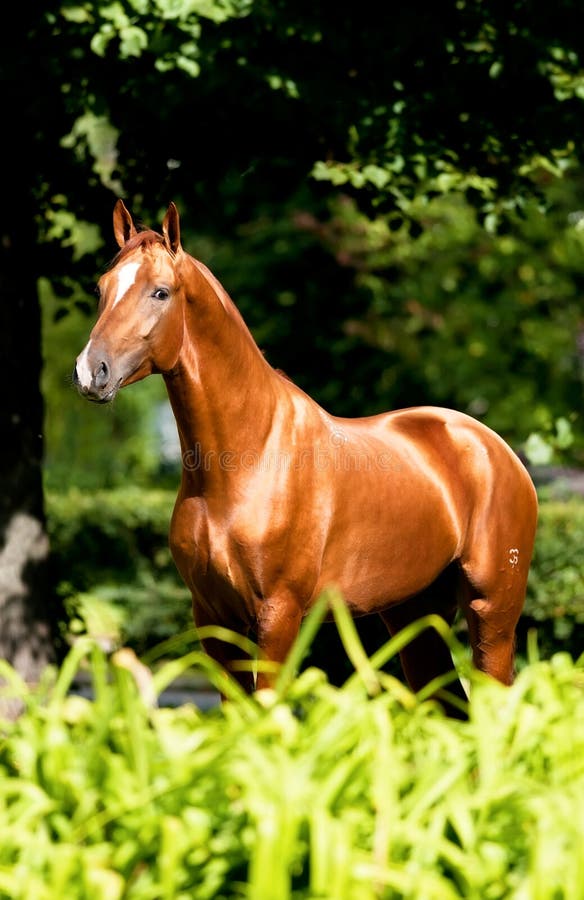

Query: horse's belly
left=314, top=541, right=455, bottom=613
left=313, top=479, right=461, bottom=613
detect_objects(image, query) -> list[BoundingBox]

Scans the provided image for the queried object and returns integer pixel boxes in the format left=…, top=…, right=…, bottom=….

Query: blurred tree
left=289, top=186, right=584, bottom=458
left=0, top=5, right=67, bottom=684
left=4, top=0, right=584, bottom=674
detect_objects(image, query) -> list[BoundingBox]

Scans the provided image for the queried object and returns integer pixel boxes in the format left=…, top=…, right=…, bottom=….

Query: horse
left=74, top=200, right=538, bottom=713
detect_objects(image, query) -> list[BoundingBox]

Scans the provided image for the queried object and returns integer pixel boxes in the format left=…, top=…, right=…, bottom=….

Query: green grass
left=1, top=593, right=584, bottom=899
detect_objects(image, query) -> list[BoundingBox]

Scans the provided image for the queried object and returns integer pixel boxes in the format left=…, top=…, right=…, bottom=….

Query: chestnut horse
left=74, top=200, right=538, bottom=710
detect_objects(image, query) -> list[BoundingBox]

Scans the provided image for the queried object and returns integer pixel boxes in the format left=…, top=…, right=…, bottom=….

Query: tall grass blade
left=327, top=588, right=381, bottom=694
left=275, top=592, right=329, bottom=696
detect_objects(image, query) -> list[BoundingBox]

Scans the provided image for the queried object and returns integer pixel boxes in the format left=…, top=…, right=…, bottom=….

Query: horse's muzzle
left=73, top=354, right=121, bottom=403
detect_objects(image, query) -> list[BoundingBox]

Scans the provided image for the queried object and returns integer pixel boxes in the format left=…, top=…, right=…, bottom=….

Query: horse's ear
left=162, top=202, right=182, bottom=256
left=113, top=199, right=137, bottom=248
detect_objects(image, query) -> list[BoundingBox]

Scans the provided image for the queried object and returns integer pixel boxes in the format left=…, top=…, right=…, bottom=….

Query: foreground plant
left=0, top=599, right=583, bottom=899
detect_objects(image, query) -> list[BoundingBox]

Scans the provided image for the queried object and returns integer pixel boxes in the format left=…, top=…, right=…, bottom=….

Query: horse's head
left=73, top=200, right=185, bottom=402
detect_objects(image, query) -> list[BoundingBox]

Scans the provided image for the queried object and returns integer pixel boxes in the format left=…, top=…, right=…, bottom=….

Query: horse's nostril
left=93, top=360, right=110, bottom=389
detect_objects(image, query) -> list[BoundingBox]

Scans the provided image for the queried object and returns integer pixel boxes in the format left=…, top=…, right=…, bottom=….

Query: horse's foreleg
left=193, top=605, right=255, bottom=695
left=254, top=596, right=303, bottom=691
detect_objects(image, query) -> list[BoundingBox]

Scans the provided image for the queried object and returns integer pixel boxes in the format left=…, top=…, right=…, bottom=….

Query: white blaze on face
left=112, top=261, right=141, bottom=308
left=76, top=339, right=94, bottom=390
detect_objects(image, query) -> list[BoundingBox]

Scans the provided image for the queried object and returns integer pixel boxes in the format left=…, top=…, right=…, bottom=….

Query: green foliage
left=47, top=0, right=584, bottom=228
left=35, top=3, right=584, bottom=482
left=46, top=488, right=191, bottom=653
left=61, top=114, right=123, bottom=195
left=524, top=417, right=575, bottom=466
left=33, top=0, right=584, bottom=257
left=82, top=0, right=252, bottom=75
left=290, top=187, right=584, bottom=457
left=522, top=498, right=584, bottom=660
left=2, top=605, right=584, bottom=898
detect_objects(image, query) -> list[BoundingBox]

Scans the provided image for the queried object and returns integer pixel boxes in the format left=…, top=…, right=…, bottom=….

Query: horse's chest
left=169, top=496, right=262, bottom=620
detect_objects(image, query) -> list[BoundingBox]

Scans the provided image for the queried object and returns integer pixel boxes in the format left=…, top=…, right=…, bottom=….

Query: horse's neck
left=163, top=256, right=281, bottom=480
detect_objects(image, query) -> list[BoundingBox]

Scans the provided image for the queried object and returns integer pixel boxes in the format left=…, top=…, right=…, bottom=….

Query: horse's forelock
left=105, top=230, right=166, bottom=272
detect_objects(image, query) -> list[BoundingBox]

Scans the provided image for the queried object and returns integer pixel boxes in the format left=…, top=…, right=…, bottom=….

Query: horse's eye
left=152, top=287, right=170, bottom=301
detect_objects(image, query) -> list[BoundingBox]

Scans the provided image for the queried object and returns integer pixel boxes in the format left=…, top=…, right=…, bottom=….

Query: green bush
left=521, top=496, right=584, bottom=660
left=47, top=488, right=584, bottom=662
left=47, top=487, right=191, bottom=654
left=1, top=603, right=584, bottom=899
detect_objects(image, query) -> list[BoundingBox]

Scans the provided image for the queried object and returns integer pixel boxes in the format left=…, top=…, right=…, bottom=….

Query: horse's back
left=391, top=406, right=535, bottom=495
left=340, top=405, right=534, bottom=492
